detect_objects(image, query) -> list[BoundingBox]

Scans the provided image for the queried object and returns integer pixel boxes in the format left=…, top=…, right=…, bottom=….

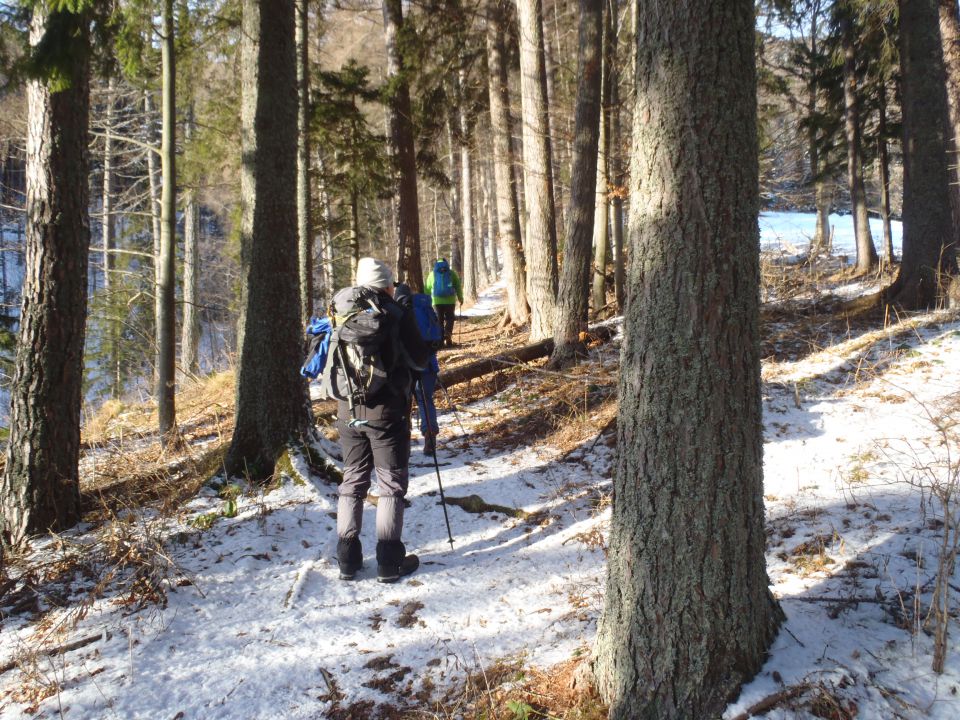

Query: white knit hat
left=355, top=257, right=394, bottom=290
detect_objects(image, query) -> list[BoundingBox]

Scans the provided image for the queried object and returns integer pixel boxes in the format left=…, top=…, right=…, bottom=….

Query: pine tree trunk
left=459, top=85, right=479, bottom=303
left=144, top=91, right=162, bottom=392
left=887, top=0, right=959, bottom=309
left=101, top=77, right=115, bottom=293
left=592, top=1, right=782, bottom=714
left=482, top=160, right=497, bottom=282
left=226, top=0, right=308, bottom=480
left=516, top=0, right=559, bottom=340
left=180, top=105, right=201, bottom=379
left=807, top=5, right=832, bottom=256
left=611, top=79, right=625, bottom=311
left=445, top=116, right=463, bottom=273
left=551, top=0, right=603, bottom=367
left=937, top=0, right=960, bottom=248
left=1, top=7, right=91, bottom=547
left=382, top=0, right=423, bottom=290
left=296, top=0, right=313, bottom=318
left=486, top=0, right=529, bottom=326
left=591, top=4, right=613, bottom=316
left=840, top=12, right=878, bottom=275
left=877, top=83, right=894, bottom=265
left=157, top=0, right=178, bottom=443
left=315, top=149, right=335, bottom=306
left=101, top=76, right=120, bottom=399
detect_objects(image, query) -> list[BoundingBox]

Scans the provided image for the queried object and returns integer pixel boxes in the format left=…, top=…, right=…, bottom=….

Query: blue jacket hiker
left=394, top=283, right=441, bottom=455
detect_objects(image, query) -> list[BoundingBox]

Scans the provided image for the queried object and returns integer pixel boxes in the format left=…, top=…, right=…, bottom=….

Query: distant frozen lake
left=759, top=211, right=902, bottom=259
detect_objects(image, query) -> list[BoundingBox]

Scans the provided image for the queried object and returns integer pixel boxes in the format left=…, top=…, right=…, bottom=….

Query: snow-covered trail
left=3, top=283, right=960, bottom=719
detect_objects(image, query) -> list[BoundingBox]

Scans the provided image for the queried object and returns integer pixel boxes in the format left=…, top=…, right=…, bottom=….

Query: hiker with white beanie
left=327, top=257, right=431, bottom=582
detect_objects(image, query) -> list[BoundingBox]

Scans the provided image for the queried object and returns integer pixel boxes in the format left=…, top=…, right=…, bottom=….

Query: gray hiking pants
left=336, top=418, right=410, bottom=543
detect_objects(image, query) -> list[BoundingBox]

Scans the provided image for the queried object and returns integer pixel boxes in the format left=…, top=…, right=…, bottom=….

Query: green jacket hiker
left=425, top=258, right=463, bottom=347
left=424, top=258, right=463, bottom=305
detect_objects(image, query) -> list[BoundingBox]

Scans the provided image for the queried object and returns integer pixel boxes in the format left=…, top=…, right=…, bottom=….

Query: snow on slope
left=2, top=284, right=959, bottom=719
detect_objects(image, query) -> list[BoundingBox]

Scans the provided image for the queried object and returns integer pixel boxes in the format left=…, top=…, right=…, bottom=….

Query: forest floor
left=1, top=262, right=960, bottom=720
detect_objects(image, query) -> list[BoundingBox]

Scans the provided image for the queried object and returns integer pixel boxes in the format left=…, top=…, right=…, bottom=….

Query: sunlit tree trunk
left=157, top=0, right=178, bottom=443
left=1, top=6, right=91, bottom=547
left=887, top=0, right=959, bottom=310
left=877, top=82, right=894, bottom=265
left=840, top=9, right=878, bottom=275
left=180, top=105, right=201, bottom=378
left=516, top=0, right=559, bottom=340
left=382, top=0, right=423, bottom=289
left=296, top=0, right=313, bottom=317
left=592, top=0, right=782, bottom=714
left=551, top=0, right=603, bottom=367
left=486, top=0, right=529, bottom=326
left=591, top=3, right=613, bottom=316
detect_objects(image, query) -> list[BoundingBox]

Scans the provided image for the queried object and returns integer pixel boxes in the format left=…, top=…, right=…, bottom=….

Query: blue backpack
left=412, top=293, right=443, bottom=347
left=301, top=316, right=333, bottom=380
left=432, top=261, right=456, bottom=299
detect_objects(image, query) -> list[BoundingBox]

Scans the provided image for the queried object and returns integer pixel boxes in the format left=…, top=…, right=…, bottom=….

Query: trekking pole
left=430, top=446, right=455, bottom=550
left=435, top=376, right=468, bottom=437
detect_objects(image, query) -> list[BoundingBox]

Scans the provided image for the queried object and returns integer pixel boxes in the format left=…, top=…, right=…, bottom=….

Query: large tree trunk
left=157, top=0, right=178, bottom=444
left=226, top=0, right=308, bottom=480
left=937, top=0, right=960, bottom=248
left=1, top=6, right=91, bottom=547
left=445, top=116, right=463, bottom=273
left=486, top=0, right=529, bottom=326
left=887, top=0, right=959, bottom=309
left=592, top=0, right=782, bottom=715
left=516, top=0, right=559, bottom=340
left=551, top=0, right=603, bottom=367
left=296, top=0, right=313, bottom=318
left=180, top=105, right=201, bottom=378
left=840, top=11, right=878, bottom=275
left=382, top=0, right=423, bottom=290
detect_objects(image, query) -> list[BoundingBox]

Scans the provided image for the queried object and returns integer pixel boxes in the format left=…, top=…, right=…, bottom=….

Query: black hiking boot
left=423, top=434, right=436, bottom=456
left=377, top=554, right=419, bottom=584
left=337, top=537, right=363, bottom=581
left=376, top=540, right=418, bottom=583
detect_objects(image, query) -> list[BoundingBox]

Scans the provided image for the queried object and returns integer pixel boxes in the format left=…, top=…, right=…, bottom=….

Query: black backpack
left=320, top=287, right=405, bottom=409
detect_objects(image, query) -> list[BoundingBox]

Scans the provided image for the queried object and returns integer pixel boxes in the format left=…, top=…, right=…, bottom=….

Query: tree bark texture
left=806, top=2, right=832, bottom=255
left=144, top=90, right=162, bottom=392
left=516, top=0, right=559, bottom=340
left=888, top=0, right=959, bottom=309
left=877, top=83, right=894, bottom=265
left=840, top=12, right=878, bottom=275
left=486, top=0, right=530, bottom=326
left=180, top=106, right=201, bottom=378
left=101, top=76, right=115, bottom=293
left=937, top=0, right=960, bottom=250
left=551, top=0, right=603, bottom=367
left=592, top=1, right=782, bottom=716
left=611, top=77, right=625, bottom=311
left=459, top=81, right=479, bottom=303
left=382, top=0, right=423, bottom=290
left=591, top=2, right=614, bottom=316
left=296, top=0, right=313, bottom=318
left=1, top=8, right=91, bottom=547
left=157, top=0, right=177, bottom=442
left=226, top=0, right=308, bottom=480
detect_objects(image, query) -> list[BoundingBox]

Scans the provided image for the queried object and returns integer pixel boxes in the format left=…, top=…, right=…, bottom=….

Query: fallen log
left=438, top=324, right=617, bottom=388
